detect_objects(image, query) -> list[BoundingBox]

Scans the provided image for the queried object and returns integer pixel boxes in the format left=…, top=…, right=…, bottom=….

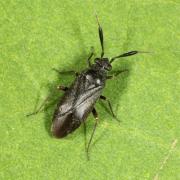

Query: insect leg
left=100, top=95, right=119, bottom=122
left=57, top=85, right=69, bottom=91
left=107, top=69, right=128, bottom=79
left=83, top=121, right=87, bottom=152
left=27, top=85, right=68, bottom=117
left=86, top=108, right=98, bottom=160
left=87, top=52, right=94, bottom=67
left=96, top=15, right=104, bottom=58
left=52, top=68, right=79, bottom=77
left=26, top=95, right=51, bottom=117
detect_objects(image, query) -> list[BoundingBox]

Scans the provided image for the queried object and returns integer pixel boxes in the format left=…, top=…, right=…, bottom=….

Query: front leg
left=86, top=47, right=94, bottom=67
left=57, top=85, right=69, bottom=91
left=107, top=69, right=128, bottom=79
left=52, top=68, right=79, bottom=77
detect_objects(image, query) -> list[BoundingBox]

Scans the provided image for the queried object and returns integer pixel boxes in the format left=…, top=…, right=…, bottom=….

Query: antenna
left=94, top=11, right=104, bottom=58
left=110, top=51, right=152, bottom=63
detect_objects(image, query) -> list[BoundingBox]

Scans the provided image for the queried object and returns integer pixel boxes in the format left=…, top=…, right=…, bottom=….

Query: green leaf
left=0, top=0, right=179, bottom=179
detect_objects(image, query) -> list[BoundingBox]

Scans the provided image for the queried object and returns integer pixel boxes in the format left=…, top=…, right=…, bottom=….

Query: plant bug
left=28, top=15, right=148, bottom=160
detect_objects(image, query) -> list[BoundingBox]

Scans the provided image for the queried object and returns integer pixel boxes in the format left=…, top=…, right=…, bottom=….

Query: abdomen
left=51, top=111, right=81, bottom=138
left=51, top=90, right=101, bottom=138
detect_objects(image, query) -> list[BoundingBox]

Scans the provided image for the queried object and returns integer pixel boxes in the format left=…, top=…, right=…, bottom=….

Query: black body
left=52, top=61, right=109, bottom=138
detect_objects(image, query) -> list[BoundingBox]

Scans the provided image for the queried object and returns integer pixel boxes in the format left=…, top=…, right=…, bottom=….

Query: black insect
left=28, top=16, right=147, bottom=159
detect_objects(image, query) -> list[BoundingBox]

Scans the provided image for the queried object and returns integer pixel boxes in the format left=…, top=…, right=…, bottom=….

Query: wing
left=51, top=70, right=105, bottom=138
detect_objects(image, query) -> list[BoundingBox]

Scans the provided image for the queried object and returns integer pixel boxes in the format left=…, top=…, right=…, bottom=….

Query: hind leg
left=26, top=85, right=69, bottom=117
left=86, top=108, right=99, bottom=160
